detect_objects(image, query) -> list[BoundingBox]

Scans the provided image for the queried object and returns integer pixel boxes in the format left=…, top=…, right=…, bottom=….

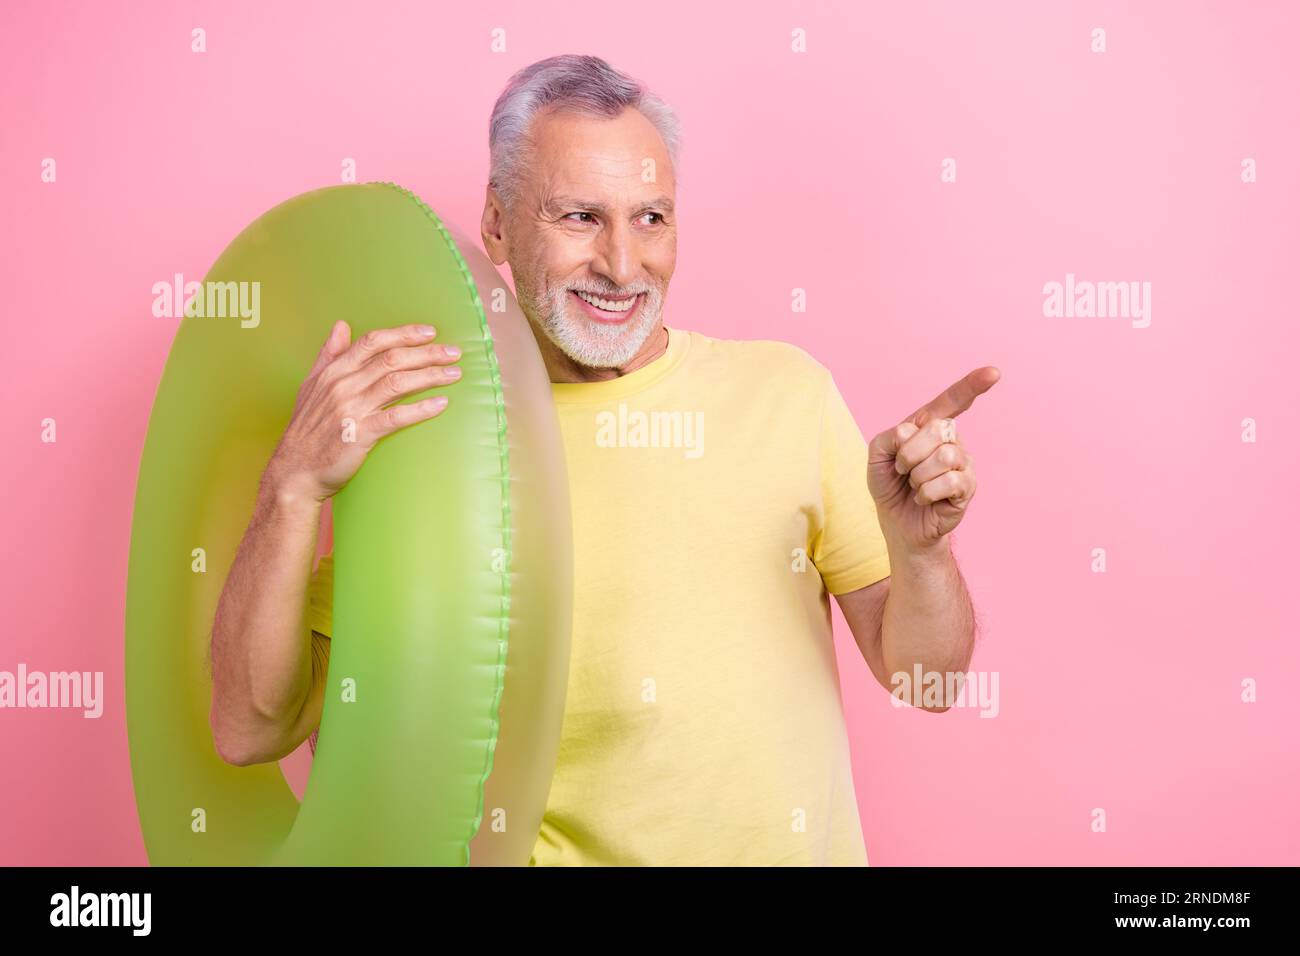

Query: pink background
left=2, top=0, right=1297, bottom=865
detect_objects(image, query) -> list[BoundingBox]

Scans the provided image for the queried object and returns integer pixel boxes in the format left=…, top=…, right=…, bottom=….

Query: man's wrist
left=884, top=531, right=954, bottom=573
left=257, top=464, right=323, bottom=528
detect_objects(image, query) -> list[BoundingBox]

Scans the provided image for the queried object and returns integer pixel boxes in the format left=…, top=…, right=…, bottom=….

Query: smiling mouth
left=570, top=289, right=644, bottom=323
left=573, top=289, right=639, bottom=310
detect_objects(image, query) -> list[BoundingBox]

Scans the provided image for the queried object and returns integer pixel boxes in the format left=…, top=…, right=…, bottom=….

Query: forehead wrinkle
left=534, top=154, right=672, bottom=218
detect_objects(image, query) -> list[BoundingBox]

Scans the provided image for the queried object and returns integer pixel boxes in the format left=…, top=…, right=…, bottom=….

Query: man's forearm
left=209, top=472, right=322, bottom=764
left=879, top=533, right=976, bottom=708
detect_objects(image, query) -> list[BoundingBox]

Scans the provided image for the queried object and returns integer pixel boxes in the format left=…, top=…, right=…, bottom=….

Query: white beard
left=528, top=285, right=665, bottom=369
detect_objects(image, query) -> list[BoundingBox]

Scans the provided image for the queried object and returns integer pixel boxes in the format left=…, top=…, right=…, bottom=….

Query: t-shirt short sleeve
left=811, top=370, right=892, bottom=595
left=306, top=551, right=335, bottom=639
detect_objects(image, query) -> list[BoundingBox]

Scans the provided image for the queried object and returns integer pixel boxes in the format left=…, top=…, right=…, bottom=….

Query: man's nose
left=591, top=221, right=640, bottom=290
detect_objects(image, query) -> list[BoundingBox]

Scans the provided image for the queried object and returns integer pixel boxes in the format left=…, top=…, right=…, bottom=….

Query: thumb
left=868, top=420, right=921, bottom=468
left=867, top=420, right=921, bottom=503
left=310, top=320, right=351, bottom=374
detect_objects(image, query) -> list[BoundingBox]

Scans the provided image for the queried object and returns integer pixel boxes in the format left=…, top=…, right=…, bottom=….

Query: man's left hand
left=867, top=366, right=1001, bottom=549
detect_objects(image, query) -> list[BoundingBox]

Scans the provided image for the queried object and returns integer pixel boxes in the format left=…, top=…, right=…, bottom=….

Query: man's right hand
left=263, top=320, right=462, bottom=502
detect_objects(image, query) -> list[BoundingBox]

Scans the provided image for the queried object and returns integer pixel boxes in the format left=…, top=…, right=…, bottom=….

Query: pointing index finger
left=909, top=366, right=1001, bottom=427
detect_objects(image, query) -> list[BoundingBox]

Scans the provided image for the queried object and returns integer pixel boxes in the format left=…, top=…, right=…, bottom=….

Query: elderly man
left=209, top=54, right=998, bottom=866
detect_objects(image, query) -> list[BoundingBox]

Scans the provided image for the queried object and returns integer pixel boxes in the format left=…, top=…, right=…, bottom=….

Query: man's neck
left=532, top=322, right=670, bottom=384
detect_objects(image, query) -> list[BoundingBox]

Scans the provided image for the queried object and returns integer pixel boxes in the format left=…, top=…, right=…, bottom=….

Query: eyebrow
left=543, top=194, right=675, bottom=216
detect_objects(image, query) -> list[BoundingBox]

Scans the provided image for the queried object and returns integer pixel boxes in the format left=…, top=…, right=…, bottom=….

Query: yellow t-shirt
left=306, top=325, right=892, bottom=865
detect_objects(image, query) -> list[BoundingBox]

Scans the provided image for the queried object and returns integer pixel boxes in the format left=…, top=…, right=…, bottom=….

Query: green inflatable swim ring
left=125, top=182, right=573, bottom=866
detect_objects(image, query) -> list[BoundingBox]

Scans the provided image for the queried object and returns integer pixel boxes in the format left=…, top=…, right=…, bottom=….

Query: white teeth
left=575, top=290, right=638, bottom=312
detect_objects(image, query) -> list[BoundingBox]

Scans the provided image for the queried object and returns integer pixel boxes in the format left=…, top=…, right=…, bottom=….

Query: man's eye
left=642, top=213, right=664, bottom=225
left=564, top=212, right=596, bottom=224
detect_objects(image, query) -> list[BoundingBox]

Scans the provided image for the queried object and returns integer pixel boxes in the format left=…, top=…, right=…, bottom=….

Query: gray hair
left=487, top=54, right=682, bottom=211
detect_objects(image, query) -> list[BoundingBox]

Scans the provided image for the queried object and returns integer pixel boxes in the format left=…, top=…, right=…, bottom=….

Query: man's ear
left=480, top=185, right=509, bottom=266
